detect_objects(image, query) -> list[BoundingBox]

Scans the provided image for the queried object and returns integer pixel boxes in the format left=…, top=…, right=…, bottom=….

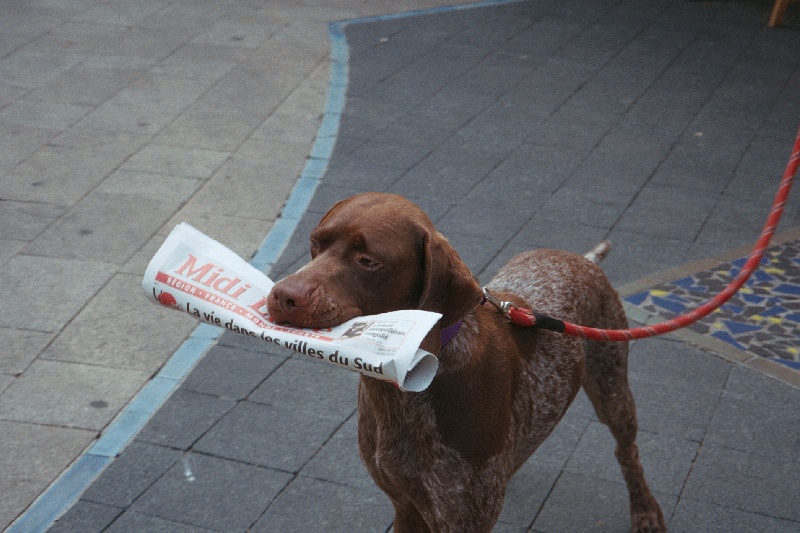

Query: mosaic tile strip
left=625, top=239, right=800, bottom=372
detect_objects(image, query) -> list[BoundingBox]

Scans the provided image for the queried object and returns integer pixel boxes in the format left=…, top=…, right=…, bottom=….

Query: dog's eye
left=356, top=255, right=380, bottom=270
left=310, top=239, right=320, bottom=257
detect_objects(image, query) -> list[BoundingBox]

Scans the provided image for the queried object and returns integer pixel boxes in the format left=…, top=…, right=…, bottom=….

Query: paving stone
left=181, top=344, right=284, bottom=400
left=26, top=64, right=148, bottom=107
left=131, top=452, right=291, bottom=531
left=137, top=389, right=236, bottom=450
left=682, top=443, right=800, bottom=522
left=565, top=421, right=698, bottom=496
left=0, top=50, right=81, bottom=89
left=0, top=124, right=57, bottom=174
left=191, top=20, right=279, bottom=49
left=0, top=200, right=66, bottom=241
left=627, top=339, right=731, bottom=441
left=0, top=360, right=148, bottom=430
left=82, top=441, right=183, bottom=508
left=161, top=206, right=275, bottom=261
left=250, top=475, right=393, bottom=533
left=0, top=100, right=92, bottom=130
left=0, top=255, right=116, bottom=332
left=532, top=471, right=675, bottom=533
left=24, top=191, right=179, bottom=264
left=600, top=230, right=695, bottom=285
left=299, top=415, right=374, bottom=489
left=669, top=498, right=800, bottom=533
left=183, top=152, right=300, bottom=216
left=704, top=366, right=800, bottom=456
left=0, top=421, right=95, bottom=531
left=0, top=129, right=149, bottom=204
left=42, top=272, right=198, bottom=370
left=193, top=400, right=344, bottom=472
left=73, top=0, right=167, bottom=26
left=76, top=75, right=211, bottom=134
left=105, top=510, right=213, bottom=533
left=249, top=353, right=360, bottom=420
left=0, top=327, right=55, bottom=376
left=48, top=500, right=122, bottom=533
left=97, top=170, right=204, bottom=202
left=122, top=144, right=230, bottom=179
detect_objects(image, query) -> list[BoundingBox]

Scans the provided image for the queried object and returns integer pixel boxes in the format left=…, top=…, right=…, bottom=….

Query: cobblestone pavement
left=3, top=0, right=800, bottom=532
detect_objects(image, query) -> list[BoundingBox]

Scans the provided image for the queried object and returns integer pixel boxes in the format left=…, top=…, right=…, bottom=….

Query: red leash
left=485, top=126, right=800, bottom=342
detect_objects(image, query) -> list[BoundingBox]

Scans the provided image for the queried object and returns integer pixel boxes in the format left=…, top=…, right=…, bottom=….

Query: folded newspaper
left=143, top=223, right=440, bottom=392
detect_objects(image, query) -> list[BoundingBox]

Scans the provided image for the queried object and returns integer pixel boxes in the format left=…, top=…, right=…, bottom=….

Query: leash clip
left=482, top=288, right=514, bottom=319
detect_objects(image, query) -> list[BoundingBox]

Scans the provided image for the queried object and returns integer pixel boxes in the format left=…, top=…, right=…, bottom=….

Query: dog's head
left=267, top=193, right=483, bottom=339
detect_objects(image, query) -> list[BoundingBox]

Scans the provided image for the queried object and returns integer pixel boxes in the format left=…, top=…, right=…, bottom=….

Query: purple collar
left=439, top=320, right=463, bottom=348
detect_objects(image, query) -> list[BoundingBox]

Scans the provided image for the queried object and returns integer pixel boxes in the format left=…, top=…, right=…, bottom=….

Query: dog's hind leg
left=581, top=308, right=666, bottom=532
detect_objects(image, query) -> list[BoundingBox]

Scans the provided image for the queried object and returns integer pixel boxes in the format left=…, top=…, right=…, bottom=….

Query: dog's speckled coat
left=268, top=193, right=665, bottom=532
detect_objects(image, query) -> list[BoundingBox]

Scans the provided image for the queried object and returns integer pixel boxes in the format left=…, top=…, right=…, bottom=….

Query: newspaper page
left=142, top=223, right=440, bottom=392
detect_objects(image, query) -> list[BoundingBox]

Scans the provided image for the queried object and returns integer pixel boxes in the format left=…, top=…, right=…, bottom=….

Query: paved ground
left=2, top=0, right=800, bottom=531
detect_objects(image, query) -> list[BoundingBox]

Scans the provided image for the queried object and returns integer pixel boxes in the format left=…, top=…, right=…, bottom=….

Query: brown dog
left=267, top=192, right=665, bottom=533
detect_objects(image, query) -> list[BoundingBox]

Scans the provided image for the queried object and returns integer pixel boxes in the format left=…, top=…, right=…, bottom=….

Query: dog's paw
left=631, top=507, right=666, bottom=533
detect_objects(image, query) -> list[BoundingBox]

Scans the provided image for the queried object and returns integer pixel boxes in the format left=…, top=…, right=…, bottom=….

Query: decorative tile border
left=619, top=228, right=800, bottom=389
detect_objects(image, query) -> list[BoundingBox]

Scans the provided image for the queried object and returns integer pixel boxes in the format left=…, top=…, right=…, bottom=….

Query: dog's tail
left=584, top=240, right=611, bottom=264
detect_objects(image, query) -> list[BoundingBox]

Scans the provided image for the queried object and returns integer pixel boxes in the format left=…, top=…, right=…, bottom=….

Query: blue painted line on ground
left=9, top=2, right=526, bottom=531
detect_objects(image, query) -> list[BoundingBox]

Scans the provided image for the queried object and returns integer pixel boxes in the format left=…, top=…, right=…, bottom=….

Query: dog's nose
left=267, top=277, right=313, bottom=322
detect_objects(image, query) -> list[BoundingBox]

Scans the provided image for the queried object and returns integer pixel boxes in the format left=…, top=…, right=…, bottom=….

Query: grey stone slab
left=193, top=400, right=344, bottom=472
left=251, top=475, right=393, bottom=533
left=669, top=498, right=800, bottom=533
left=76, top=75, right=211, bottom=134
left=24, top=191, right=180, bottom=264
left=535, top=470, right=675, bottom=533
left=181, top=345, right=284, bottom=401
left=48, top=499, right=122, bottom=533
left=704, top=366, right=800, bottom=456
left=0, top=360, right=148, bottom=430
left=191, top=20, right=278, bottom=49
left=565, top=421, right=698, bottom=496
left=615, top=184, right=719, bottom=242
left=42, top=273, right=197, bottom=370
left=181, top=152, right=299, bottom=216
left=81, top=441, right=182, bottom=508
left=0, top=129, right=149, bottom=204
left=137, top=389, right=236, bottom=450
left=299, top=415, right=374, bottom=490
left=131, top=452, right=291, bottom=531
left=0, top=50, right=81, bottom=89
left=97, top=170, right=204, bottom=202
left=0, top=255, right=116, bottom=331
left=249, top=355, right=359, bottom=421
left=627, top=339, right=731, bottom=441
left=0, top=327, right=54, bottom=376
left=154, top=105, right=263, bottom=152
left=682, top=443, right=800, bottom=522
left=73, top=0, right=168, bottom=26
left=600, top=230, right=694, bottom=286
left=0, top=421, right=95, bottom=531
left=0, top=124, right=57, bottom=174
left=106, top=510, right=213, bottom=533
left=388, top=148, right=502, bottom=200
left=0, top=100, right=92, bottom=130
left=0, top=200, right=66, bottom=241
left=27, top=65, right=147, bottom=107
left=497, top=461, right=562, bottom=530
left=121, top=144, right=230, bottom=179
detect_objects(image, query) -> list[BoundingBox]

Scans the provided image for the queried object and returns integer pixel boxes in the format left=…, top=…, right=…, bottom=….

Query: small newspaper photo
left=142, top=223, right=441, bottom=392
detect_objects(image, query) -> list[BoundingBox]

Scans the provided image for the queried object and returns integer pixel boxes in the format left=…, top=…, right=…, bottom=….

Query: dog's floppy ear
left=418, top=229, right=483, bottom=327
